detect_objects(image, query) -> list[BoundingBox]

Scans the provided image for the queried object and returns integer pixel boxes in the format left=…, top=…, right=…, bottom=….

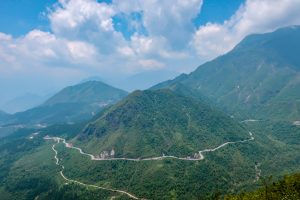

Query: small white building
left=110, top=149, right=115, bottom=157
left=66, top=143, right=73, bottom=148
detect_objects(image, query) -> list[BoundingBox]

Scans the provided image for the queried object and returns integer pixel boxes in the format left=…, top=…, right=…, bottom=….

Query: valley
left=44, top=129, right=255, bottom=200
left=1, top=112, right=300, bottom=199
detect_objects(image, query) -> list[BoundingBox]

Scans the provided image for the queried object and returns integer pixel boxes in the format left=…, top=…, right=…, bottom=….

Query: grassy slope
left=52, top=121, right=300, bottom=199
left=0, top=120, right=300, bottom=199
left=225, top=173, right=300, bottom=200
left=44, top=81, right=128, bottom=106
left=0, top=126, right=123, bottom=200
left=75, top=89, right=249, bottom=158
left=58, top=142, right=257, bottom=199
left=152, top=26, right=300, bottom=121
left=7, top=81, right=128, bottom=125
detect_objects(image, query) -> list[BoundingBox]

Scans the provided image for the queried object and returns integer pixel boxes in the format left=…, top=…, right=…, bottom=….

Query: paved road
left=45, top=131, right=254, bottom=199
left=45, top=131, right=254, bottom=162
left=50, top=140, right=141, bottom=199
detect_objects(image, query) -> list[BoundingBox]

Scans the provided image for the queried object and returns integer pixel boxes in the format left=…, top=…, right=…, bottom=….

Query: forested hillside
left=153, top=26, right=300, bottom=121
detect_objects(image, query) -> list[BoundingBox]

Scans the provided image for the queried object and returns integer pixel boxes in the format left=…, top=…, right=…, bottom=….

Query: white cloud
left=49, top=0, right=126, bottom=55
left=138, top=59, right=165, bottom=70
left=139, top=0, right=203, bottom=49
left=67, top=41, right=97, bottom=62
left=1, top=0, right=300, bottom=100
left=0, top=29, right=99, bottom=69
left=50, top=0, right=115, bottom=35
left=192, top=0, right=300, bottom=60
left=114, top=0, right=203, bottom=49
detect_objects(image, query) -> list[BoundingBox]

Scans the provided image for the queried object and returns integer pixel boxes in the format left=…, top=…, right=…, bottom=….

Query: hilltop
left=4, top=81, right=128, bottom=125
left=152, top=26, right=300, bottom=121
left=77, top=89, right=249, bottom=158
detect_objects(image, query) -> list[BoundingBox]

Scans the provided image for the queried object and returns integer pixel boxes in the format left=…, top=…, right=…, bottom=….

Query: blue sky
left=0, top=0, right=299, bottom=112
left=0, top=0, right=56, bottom=36
left=0, top=0, right=244, bottom=36
left=194, top=0, right=244, bottom=26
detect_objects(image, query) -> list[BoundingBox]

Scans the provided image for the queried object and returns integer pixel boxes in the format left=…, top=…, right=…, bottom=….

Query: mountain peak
left=44, top=81, right=128, bottom=106
left=5, top=81, right=128, bottom=125
left=152, top=26, right=300, bottom=121
left=79, top=76, right=104, bottom=84
left=77, top=89, right=248, bottom=158
left=231, top=25, right=300, bottom=69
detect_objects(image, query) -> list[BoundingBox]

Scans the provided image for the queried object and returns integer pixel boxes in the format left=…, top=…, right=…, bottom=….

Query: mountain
left=152, top=26, right=300, bottom=121
left=6, top=81, right=128, bottom=125
left=1, top=93, right=50, bottom=114
left=114, top=69, right=179, bottom=91
left=226, top=173, right=300, bottom=199
left=78, top=76, right=104, bottom=84
left=0, top=111, right=14, bottom=137
left=0, top=110, right=10, bottom=122
left=44, top=81, right=127, bottom=106
left=0, top=110, right=9, bottom=118
left=77, top=89, right=249, bottom=158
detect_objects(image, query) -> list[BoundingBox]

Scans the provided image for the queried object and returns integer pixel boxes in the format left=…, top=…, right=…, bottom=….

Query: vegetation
left=152, top=26, right=300, bottom=121
left=0, top=110, right=300, bottom=199
left=225, top=174, right=300, bottom=200
left=44, top=81, right=127, bottom=106
left=0, top=126, right=122, bottom=200
left=3, top=81, right=128, bottom=125
left=0, top=27, right=300, bottom=200
left=77, top=89, right=249, bottom=157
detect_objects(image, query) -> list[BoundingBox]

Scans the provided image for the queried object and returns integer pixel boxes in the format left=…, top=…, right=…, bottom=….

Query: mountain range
left=76, top=89, right=249, bottom=158
left=2, top=81, right=128, bottom=125
left=0, top=110, right=10, bottom=122
left=153, top=26, right=300, bottom=121
left=0, top=26, right=300, bottom=200
left=1, top=93, right=51, bottom=114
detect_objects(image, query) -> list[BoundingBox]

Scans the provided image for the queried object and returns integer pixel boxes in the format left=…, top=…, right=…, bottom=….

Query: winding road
left=51, top=140, right=141, bottom=199
left=241, top=119, right=260, bottom=123
left=45, top=131, right=254, bottom=162
left=45, top=131, right=255, bottom=199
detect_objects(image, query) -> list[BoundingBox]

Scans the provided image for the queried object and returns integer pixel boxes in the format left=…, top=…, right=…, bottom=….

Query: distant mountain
left=77, top=89, right=249, bottom=158
left=1, top=93, right=50, bottom=114
left=44, top=81, right=127, bottom=106
left=6, top=81, right=128, bottom=125
left=78, top=76, right=104, bottom=84
left=114, top=69, right=179, bottom=91
left=0, top=110, right=10, bottom=121
left=0, top=110, right=8, bottom=116
left=153, top=26, right=300, bottom=121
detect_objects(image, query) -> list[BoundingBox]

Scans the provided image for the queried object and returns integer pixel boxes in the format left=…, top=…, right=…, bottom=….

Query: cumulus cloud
left=114, top=0, right=203, bottom=49
left=1, top=0, right=300, bottom=99
left=192, top=0, right=300, bottom=60
left=49, top=0, right=126, bottom=55
left=0, top=29, right=99, bottom=69
left=138, top=0, right=202, bottom=49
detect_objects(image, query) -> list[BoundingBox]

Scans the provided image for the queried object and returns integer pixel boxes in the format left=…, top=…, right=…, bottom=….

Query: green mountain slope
left=152, top=26, right=300, bottom=121
left=44, top=81, right=127, bottom=106
left=2, top=118, right=300, bottom=200
left=77, top=89, right=249, bottom=158
left=225, top=173, right=300, bottom=200
left=7, top=81, right=128, bottom=125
